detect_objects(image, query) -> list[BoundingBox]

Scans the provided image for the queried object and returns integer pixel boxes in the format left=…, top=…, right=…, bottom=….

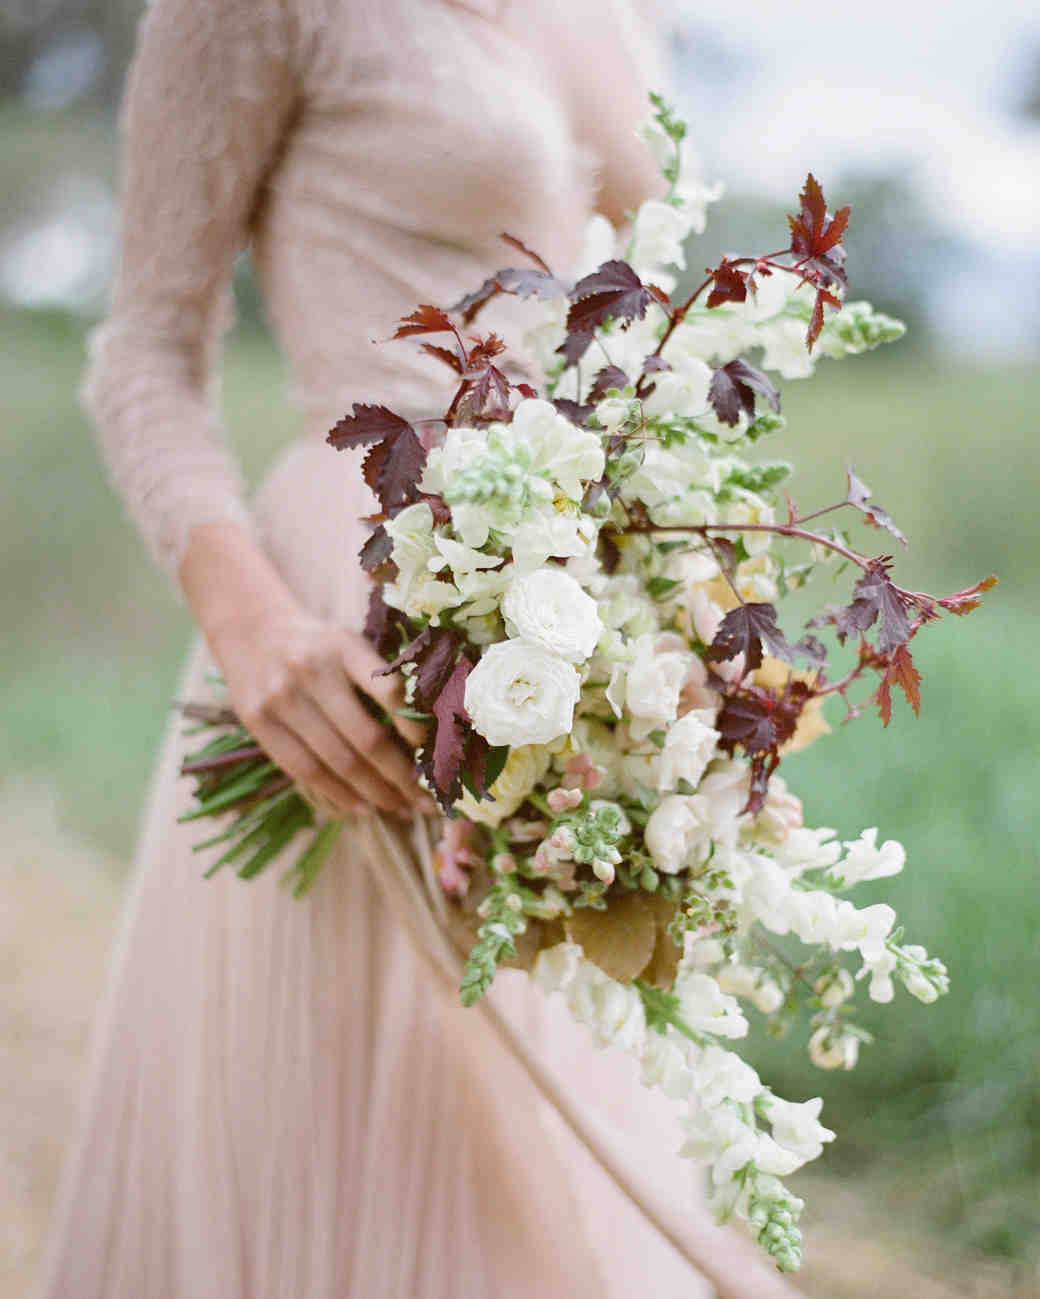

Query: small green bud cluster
left=747, top=1172, right=805, bottom=1272
left=459, top=873, right=529, bottom=1006
left=826, top=301, right=906, bottom=354
left=444, top=448, right=538, bottom=511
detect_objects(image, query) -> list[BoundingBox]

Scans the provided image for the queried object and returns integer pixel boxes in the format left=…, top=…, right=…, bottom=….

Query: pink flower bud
left=548, top=787, right=583, bottom=813
left=491, top=852, right=517, bottom=875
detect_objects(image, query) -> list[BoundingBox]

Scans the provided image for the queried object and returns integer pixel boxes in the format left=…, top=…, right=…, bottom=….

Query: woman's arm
left=85, top=0, right=429, bottom=816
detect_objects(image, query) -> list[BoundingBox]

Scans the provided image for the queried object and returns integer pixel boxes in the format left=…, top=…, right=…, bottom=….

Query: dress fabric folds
left=37, top=0, right=725, bottom=1294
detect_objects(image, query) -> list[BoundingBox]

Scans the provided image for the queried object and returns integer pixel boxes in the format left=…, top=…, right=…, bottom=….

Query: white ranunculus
left=501, top=568, right=603, bottom=664
left=644, top=793, right=711, bottom=873
left=498, top=399, right=605, bottom=500
left=657, top=709, right=719, bottom=792
left=464, top=639, right=581, bottom=746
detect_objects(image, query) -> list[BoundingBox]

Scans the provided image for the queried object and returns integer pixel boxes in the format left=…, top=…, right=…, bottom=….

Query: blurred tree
left=0, top=0, right=140, bottom=108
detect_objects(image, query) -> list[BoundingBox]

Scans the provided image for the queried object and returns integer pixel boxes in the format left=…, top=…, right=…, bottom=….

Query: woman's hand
left=209, top=607, right=433, bottom=819
left=179, top=520, right=434, bottom=820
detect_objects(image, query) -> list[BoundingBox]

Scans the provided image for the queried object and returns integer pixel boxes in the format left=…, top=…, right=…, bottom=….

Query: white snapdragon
left=501, top=568, right=603, bottom=664
left=808, top=1025, right=860, bottom=1071
left=383, top=502, right=460, bottom=616
left=675, top=971, right=749, bottom=1039
left=761, top=1095, right=835, bottom=1163
left=640, top=1032, right=695, bottom=1099
left=640, top=355, right=713, bottom=422
left=630, top=198, right=692, bottom=273
left=835, top=828, right=906, bottom=886
left=497, top=399, right=604, bottom=500
left=506, top=506, right=598, bottom=572
left=656, top=709, right=719, bottom=793
left=464, top=639, right=581, bottom=746
left=693, top=1043, right=762, bottom=1107
left=644, top=794, right=711, bottom=873
left=717, top=963, right=786, bottom=1015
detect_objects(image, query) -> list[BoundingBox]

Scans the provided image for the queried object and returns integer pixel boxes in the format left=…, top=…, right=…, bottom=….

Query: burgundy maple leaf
left=708, top=358, right=781, bottom=428
left=328, top=403, right=428, bottom=517
left=787, top=175, right=850, bottom=349
left=874, top=643, right=921, bottom=727
left=588, top=365, right=630, bottom=403
left=566, top=260, right=652, bottom=335
left=706, top=258, right=749, bottom=309
left=705, top=602, right=793, bottom=672
left=421, top=656, right=475, bottom=809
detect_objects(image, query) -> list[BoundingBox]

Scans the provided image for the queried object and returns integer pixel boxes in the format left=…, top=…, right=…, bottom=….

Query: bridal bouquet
left=180, top=97, right=994, bottom=1271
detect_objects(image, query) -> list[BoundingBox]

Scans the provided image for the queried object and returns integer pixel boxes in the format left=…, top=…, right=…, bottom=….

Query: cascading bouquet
left=179, top=96, right=995, bottom=1271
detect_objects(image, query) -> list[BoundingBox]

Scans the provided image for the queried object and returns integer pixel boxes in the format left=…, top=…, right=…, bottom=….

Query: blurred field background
left=2, top=3, right=1039, bottom=1297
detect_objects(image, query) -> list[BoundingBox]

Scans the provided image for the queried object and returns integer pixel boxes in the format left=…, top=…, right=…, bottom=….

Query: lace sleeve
left=82, top=0, right=301, bottom=581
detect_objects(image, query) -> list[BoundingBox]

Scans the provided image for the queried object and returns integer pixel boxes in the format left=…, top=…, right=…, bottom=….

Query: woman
left=38, top=2, right=804, bottom=1295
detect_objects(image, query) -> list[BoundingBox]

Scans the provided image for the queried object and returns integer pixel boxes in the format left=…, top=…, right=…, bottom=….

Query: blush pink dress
left=36, top=2, right=805, bottom=1296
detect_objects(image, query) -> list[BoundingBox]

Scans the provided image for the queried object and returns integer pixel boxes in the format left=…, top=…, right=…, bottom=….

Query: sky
left=671, top=0, right=1040, bottom=254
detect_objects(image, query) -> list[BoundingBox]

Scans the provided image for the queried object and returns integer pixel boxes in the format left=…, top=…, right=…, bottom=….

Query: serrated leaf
left=393, top=304, right=457, bottom=339
left=852, top=560, right=912, bottom=654
left=425, top=656, right=474, bottom=807
left=706, top=258, right=748, bottom=309
left=937, top=574, right=998, bottom=616
left=552, top=397, right=595, bottom=426
left=705, top=602, right=793, bottom=671
left=327, top=404, right=414, bottom=451
left=845, top=467, right=908, bottom=546
left=420, top=342, right=464, bottom=374
left=359, top=525, right=393, bottom=573
left=412, top=628, right=461, bottom=711
left=375, top=426, right=427, bottom=513
left=567, top=260, right=652, bottom=334
left=708, top=358, right=781, bottom=427
left=589, top=364, right=630, bottom=402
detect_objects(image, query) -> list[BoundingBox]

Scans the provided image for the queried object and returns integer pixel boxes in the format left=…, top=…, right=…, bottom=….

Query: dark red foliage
left=936, top=574, right=998, bottom=616
left=708, top=358, right=781, bottom=427
left=553, top=397, right=595, bottom=426
left=706, top=258, right=749, bottom=309
left=875, top=643, right=921, bottom=727
left=566, top=260, right=652, bottom=335
left=328, top=404, right=414, bottom=451
left=359, top=525, right=393, bottom=573
left=716, top=680, right=814, bottom=813
left=499, top=232, right=552, bottom=273
left=328, top=403, right=427, bottom=517
left=705, top=601, right=793, bottom=673
left=421, top=656, right=475, bottom=810
left=363, top=586, right=406, bottom=659
left=588, top=365, right=630, bottom=402
left=787, top=175, right=850, bottom=350
left=393, top=304, right=459, bottom=340
left=846, top=468, right=908, bottom=546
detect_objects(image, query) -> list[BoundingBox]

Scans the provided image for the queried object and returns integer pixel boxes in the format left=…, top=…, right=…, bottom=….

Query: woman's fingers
left=246, top=715, right=365, bottom=817
left=346, top=636, right=429, bottom=750
left=277, top=691, right=410, bottom=817
left=310, top=663, right=435, bottom=811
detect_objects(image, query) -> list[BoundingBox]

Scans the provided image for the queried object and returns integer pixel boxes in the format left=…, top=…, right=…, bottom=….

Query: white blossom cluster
left=533, top=941, right=832, bottom=1271
left=393, top=103, right=939, bottom=1270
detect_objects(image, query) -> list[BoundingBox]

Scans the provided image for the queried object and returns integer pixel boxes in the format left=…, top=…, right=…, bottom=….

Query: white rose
left=453, top=743, right=552, bottom=827
left=502, top=568, right=603, bottom=664
left=464, top=639, right=581, bottom=746
left=498, top=399, right=605, bottom=500
left=657, top=709, right=718, bottom=792
left=644, top=793, right=711, bottom=873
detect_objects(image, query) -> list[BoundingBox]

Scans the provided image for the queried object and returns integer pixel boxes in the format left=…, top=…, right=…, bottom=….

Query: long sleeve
left=83, top=0, right=301, bottom=580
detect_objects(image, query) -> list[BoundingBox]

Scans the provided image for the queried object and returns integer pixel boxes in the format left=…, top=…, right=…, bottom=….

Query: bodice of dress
left=83, top=0, right=666, bottom=579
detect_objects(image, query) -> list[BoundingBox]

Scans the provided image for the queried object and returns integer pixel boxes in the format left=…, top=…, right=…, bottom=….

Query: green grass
left=3, top=306, right=1038, bottom=1263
